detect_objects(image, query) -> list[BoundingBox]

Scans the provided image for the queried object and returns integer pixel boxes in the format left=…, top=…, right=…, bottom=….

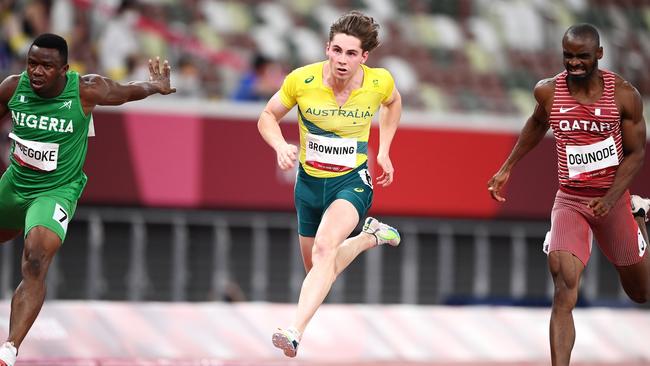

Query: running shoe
left=631, top=195, right=650, bottom=221
left=363, top=217, right=401, bottom=246
left=0, top=342, right=16, bottom=366
left=542, top=230, right=551, bottom=255
left=272, top=327, right=301, bottom=358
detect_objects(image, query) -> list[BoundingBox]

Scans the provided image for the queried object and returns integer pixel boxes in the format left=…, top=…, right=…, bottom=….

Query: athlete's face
left=562, top=35, right=602, bottom=82
left=26, top=46, right=69, bottom=96
left=326, top=33, right=369, bottom=80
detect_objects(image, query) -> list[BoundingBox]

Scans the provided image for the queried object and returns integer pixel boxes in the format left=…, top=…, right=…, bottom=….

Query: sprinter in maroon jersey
left=487, top=24, right=649, bottom=366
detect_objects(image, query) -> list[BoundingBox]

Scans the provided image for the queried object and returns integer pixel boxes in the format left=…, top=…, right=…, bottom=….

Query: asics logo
left=559, top=105, right=578, bottom=113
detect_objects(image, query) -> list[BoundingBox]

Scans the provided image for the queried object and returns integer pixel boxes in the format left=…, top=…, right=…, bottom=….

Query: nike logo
left=305, top=76, right=314, bottom=83
left=559, top=105, right=578, bottom=113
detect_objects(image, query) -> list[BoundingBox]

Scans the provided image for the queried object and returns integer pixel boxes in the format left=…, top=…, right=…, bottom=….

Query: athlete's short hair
left=329, top=10, right=380, bottom=52
left=31, top=33, right=68, bottom=65
left=564, top=24, right=600, bottom=47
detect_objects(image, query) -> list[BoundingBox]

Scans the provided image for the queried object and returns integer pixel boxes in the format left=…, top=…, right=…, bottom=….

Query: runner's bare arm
left=590, top=79, right=646, bottom=215
left=258, top=92, right=296, bottom=170
left=487, top=78, right=553, bottom=202
left=80, top=57, right=175, bottom=112
left=376, top=87, right=401, bottom=187
left=0, top=76, right=21, bottom=120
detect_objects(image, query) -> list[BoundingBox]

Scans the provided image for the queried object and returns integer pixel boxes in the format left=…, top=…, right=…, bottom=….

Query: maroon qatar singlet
left=546, top=70, right=646, bottom=266
left=549, top=70, right=622, bottom=195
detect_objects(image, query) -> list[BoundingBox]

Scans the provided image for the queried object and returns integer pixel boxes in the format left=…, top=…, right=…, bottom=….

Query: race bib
left=565, top=136, right=619, bottom=178
left=9, top=133, right=59, bottom=171
left=305, top=133, right=357, bottom=172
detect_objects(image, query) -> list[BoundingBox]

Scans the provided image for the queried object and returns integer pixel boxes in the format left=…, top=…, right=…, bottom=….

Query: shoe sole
left=380, top=238, right=400, bottom=246
left=272, top=332, right=297, bottom=358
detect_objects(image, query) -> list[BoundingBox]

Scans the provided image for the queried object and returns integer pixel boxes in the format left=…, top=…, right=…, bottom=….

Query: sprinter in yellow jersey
left=258, top=11, right=402, bottom=357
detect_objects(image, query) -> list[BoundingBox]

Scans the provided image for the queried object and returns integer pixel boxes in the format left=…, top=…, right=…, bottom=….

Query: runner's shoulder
left=0, top=75, right=21, bottom=103
left=78, top=74, right=111, bottom=103
left=533, top=77, right=555, bottom=104
left=612, top=73, right=641, bottom=101
left=611, top=73, right=643, bottom=117
left=79, top=74, right=108, bottom=92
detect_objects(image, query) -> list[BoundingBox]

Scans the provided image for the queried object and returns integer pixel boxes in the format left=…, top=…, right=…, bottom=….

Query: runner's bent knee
left=311, top=235, right=338, bottom=263
left=22, top=226, right=61, bottom=279
left=551, top=273, right=580, bottom=311
left=625, top=288, right=648, bottom=304
left=617, top=261, right=650, bottom=303
left=549, top=252, right=582, bottom=310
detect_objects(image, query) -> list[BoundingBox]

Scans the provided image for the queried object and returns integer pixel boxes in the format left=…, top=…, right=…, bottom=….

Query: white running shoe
left=542, top=231, right=551, bottom=255
left=631, top=195, right=650, bottom=222
left=272, top=327, right=301, bottom=358
left=0, top=342, right=16, bottom=366
left=363, top=217, right=401, bottom=246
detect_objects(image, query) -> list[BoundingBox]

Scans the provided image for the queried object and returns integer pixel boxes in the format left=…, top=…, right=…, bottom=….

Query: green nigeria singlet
left=7, top=71, right=91, bottom=195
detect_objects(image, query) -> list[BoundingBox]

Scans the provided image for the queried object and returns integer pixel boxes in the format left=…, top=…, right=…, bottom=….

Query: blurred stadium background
left=1, top=0, right=650, bottom=365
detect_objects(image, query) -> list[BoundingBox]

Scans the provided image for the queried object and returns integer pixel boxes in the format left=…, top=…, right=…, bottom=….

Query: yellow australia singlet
left=279, top=61, right=394, bottom=178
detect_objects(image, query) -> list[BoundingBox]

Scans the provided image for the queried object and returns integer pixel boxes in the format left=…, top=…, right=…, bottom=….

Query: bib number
left=305, top=133, right=357, bottom=172
left=565, top=136, right=619, bottom=179
left=53, top=203, right=69, bottom=233
left=9, top=133, right=59, bottom=171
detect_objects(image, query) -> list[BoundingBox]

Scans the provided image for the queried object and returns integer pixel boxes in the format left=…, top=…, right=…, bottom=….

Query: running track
left=13, top=360, right=650, bottom=366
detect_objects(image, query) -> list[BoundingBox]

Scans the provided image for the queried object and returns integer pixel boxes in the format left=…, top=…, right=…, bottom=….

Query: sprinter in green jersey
left=0, top=33, right=175, bottom=366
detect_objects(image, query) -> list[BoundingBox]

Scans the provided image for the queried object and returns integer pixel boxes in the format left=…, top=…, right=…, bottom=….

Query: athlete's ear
left=361, top=50, right=369, bottom=64
left=58, top=63, right=69, bottom=77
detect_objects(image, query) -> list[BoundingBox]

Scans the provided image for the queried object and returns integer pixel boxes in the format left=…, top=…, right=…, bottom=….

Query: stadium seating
left=1, top=0, right=649, bottom=115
